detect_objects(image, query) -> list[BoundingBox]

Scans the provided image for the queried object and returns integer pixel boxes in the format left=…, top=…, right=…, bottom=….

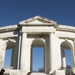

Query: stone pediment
left=19, top=16, right=57, bottom=25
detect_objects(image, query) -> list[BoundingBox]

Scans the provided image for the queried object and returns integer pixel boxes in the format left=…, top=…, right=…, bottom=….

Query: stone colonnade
left=0, top=31, right=75, bottom=74
left=0, top=16, right=75, bottom=75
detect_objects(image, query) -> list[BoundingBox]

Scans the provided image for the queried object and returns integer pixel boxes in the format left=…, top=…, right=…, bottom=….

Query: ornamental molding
left=56, top=24, right=75, bottom=32
left=19, top=16, right=57, bottom=26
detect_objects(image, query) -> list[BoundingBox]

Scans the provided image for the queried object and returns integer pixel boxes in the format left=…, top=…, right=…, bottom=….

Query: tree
left=38, top=68, right=44, bottom=72
left=66, top=65, right=72, bottom=75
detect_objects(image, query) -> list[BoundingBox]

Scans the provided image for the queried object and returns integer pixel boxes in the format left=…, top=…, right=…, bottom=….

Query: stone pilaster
left=49, top=32, right=56, bottom=74
left=45, top=36, right=50, bottom=73
left=0, top=39, right=7, bottom=69
left=13, top=32, right=22, bottom=69
left=72, top=39, right=75, bottom=73
left=20, top=32, right=31, bottom=74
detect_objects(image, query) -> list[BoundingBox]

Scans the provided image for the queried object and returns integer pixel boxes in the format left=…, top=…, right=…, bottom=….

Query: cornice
left=56, top=24, right=75, bottom=32
left=0, top=16, right=75, bottom=33
left=0, top=25, right=18, bottom=33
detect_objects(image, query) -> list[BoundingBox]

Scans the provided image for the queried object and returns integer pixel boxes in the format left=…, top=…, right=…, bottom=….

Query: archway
left=31, top=38, right=45, bottom=73
left=4, top=49, right=12, bottom=68
left=60, top=41, right=73, bottom=69
left=4, top=39, right=16, bottom=69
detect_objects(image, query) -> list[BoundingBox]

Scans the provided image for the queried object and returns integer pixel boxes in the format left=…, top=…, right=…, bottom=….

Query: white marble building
left=0, top=16, right=75, bottom=75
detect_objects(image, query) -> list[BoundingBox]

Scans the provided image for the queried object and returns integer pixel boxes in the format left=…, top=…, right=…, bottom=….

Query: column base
left=54, top=70, right=65, bottom=75
left=72, top=68, right=75, bottom=74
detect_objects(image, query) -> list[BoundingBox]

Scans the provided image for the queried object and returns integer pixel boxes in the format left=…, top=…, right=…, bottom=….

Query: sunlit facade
left=0, top=16, right=75, bottom=75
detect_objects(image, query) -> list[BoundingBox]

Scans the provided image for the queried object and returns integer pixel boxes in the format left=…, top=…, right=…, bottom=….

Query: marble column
left=17, top=32, right=22, bottom=69
left=61, top=48, right=66, bottom=69
left=49, top=32, right=56, bottom=73
left=45, top=36, right=50, bottom=73
left=13, top=32, right=22, bottom=69
left=13, top=44, right=18, bottom=69
left=20, top=32, right=31, bottom=74
left=0, top=39, right=7, bottom=69
left=72, top=39, right=75, bottom=73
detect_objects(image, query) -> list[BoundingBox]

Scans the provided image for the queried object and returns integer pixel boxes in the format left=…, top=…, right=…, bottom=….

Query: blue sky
left=0, top=0, right=75, bottom=26
left=0, top=0, right=75, bottom=71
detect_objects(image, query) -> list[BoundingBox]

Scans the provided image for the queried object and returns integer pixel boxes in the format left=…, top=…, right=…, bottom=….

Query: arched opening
left=60, top=41, right=72, bottom=69
left=31, top=39, right=45, bottom=73
left=4, top=49, right=12, bottom=68
left=32, top=47, right=44, bottom=72
left=65, top=49, right=72, bottom=67
left=4, top=40, right=15, bottom=69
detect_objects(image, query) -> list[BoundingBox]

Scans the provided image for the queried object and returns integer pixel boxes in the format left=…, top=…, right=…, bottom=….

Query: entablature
left=0, top=25, right=18, bottom=33
left=56, top=24, right=75, bottom=32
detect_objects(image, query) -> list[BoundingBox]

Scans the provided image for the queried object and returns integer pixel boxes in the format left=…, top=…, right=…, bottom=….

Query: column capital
left=21, top=32, right=27, bottom=38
